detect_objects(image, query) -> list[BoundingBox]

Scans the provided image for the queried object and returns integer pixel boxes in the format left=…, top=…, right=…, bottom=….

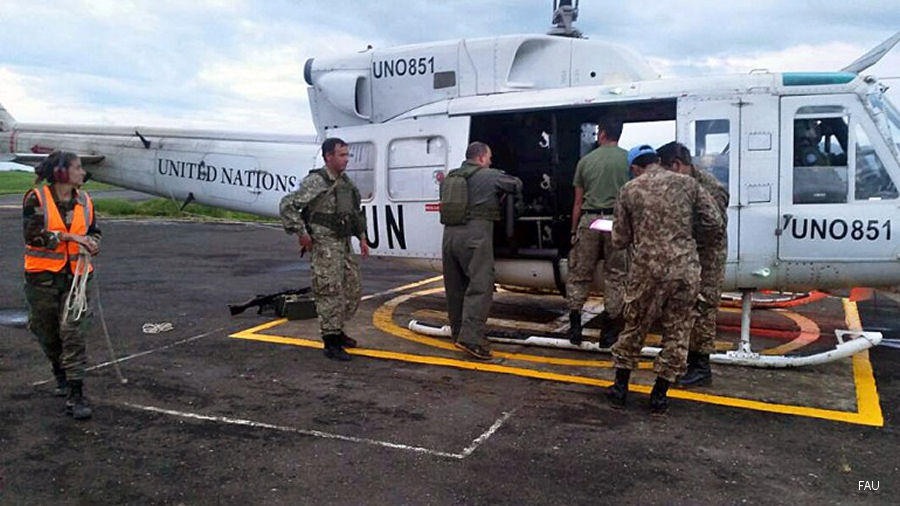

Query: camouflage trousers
left=690, top=246, right=727, bottom=354
left=611, top=277, right=699, bottom=382
left=24, top=273, right=91, bottom=381
left=310, top=234, right=361, bottom=337
left=566, top=213, right=627, bottom=316
left=442, top=220, right=495, bottom=347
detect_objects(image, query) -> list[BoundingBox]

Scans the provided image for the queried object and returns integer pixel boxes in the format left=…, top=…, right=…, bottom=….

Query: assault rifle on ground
left=228, top=287, right=312, bottom=316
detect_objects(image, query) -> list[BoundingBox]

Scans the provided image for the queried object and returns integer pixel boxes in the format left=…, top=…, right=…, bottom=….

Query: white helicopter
left=2, top=1, right=897, bottom=367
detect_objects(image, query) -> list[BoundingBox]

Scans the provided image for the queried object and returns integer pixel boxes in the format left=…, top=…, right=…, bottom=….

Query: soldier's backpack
left=439, top=164, right=480, bottom=225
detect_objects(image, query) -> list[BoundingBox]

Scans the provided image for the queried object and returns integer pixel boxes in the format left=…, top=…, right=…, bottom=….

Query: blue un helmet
left=627, top=144, right=657, bottom=178
left=627, top=144, right=657, bottom=166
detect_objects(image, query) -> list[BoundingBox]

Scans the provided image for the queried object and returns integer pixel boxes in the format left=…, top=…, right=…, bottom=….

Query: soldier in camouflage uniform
left=280, top=138, right=368, bottom=361
left=23, top=151, right=100, bottom=420
left=566, top=116, right=629, bottom=347
left=607, top=145, right=723, bottom=414
left=658, top=142, right=729, bottom=387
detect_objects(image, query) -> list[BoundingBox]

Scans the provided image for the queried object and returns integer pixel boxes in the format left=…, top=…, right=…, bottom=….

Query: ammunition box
left=275, top=294, right=317, bottom=320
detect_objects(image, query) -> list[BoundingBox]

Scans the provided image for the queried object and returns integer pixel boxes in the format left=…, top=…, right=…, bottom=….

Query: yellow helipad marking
left=843, top=298, right=884, bottom=427
left=360, top=275, right=445, bottom=301
left=371, top=286, right=654, bottom=368
left=412, top=308, right=565, bottom=334
left=229, top=282, right=884, bottom=427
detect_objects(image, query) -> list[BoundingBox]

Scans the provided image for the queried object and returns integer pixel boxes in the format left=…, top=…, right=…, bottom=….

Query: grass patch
left=94, top=198, right=275, bottom=222
left=85, top=181, right=117, bottom=191
left=0, top=171, right=37, bottom=194
left=0, top=170, right=117, bottom=194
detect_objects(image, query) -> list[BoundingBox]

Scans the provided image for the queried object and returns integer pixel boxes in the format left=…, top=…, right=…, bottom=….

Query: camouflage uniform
left=442, top=162, right=521, bottom=347
left=280, top=167, right=366, bottom=338
left=23, top=189, right=101, bottom=382
left=610, top=166, right=723, bottom=382
left=566, top=146, right=629, bottom=317
left=567, top=213, right=628, bottom=315
left=690, top=167, right=729, bottom=354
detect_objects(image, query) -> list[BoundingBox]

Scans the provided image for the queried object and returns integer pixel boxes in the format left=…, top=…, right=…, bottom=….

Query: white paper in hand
left=589, top=218, right=613, bottom=232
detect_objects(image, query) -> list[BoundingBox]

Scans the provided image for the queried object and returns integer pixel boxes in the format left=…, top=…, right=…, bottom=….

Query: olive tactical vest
left=440, top=163, right=503, bottom=225
left=306, top=170, right=364, bottom=237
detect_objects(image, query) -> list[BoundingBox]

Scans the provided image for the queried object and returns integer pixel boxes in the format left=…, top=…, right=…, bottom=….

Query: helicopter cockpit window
left=792, top=107, right=849, bottom=204
left=387, top=136, right=447, bottom=200
left=688, top=119, right=730, bottom=187
left=346, top=142, right=375, bottom=201
left=855, top=123, right=898, bottom=200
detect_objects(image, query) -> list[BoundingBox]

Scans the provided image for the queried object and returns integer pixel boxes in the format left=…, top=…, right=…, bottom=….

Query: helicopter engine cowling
left=305, top=35, right=658, bottom=133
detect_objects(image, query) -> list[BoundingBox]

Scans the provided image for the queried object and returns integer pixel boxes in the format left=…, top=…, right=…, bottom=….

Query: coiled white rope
left=142, top=322, right=174, bottom=334
left=62, top=249, right=91, bottom=324
left=58, top=244, right=129, bottom=384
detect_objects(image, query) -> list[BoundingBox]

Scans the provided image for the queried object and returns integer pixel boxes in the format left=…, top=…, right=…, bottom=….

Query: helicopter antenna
left=548, top=0, right=583, bottom=38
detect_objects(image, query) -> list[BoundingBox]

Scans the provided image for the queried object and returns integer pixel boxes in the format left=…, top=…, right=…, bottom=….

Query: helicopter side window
left=688, top=119, right=729, bottom=187
left=855, top=123, right=898, bottom=201
left=346, top=142, right=376, bottom=201
left=792, top=110, right=849, bottom=204
left=387, top=136, right=447, bottom=200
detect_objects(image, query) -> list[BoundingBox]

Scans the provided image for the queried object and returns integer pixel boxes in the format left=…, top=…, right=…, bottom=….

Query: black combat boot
left=339, top=331, right=358, bottom=348
left=678, top=352, right=712, bottom=388
left=568, top=310, right=582, bottom=345
left=606, top=368, right=630, bottom=409
left=323, top=334, right=352, bottom=362
left=65, top=380, right=92, bottom=420
left=649, top=377, right=671, bottom=415
left=52, top=363, right=68, bottom=397
left=595, top=310, right=612, bottom=331
left=599, top=315, right=625, bottom=348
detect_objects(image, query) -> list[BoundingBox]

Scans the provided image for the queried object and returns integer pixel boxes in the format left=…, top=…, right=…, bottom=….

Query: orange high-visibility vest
left=23, top=185, right=94, bottom=275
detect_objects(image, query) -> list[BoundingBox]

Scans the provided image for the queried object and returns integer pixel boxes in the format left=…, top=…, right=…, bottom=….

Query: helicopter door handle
left=775, top=213, right=793, bottom=236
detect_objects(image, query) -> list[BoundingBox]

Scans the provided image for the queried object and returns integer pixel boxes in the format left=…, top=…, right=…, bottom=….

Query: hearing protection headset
left=53, top=152, right=70, bottom=184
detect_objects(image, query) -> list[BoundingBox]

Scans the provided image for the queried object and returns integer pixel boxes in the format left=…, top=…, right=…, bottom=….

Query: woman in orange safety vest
left=23, top=150, right=100, bottom=421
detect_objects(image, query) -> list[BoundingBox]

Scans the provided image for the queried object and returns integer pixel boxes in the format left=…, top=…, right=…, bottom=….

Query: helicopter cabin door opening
left=777, top=94, right=900, bottom=287
left=468, top=100, right=676, bottom=262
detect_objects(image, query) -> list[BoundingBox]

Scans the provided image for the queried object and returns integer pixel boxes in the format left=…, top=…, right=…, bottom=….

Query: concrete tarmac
left=0, top=207, right=898, bottom=505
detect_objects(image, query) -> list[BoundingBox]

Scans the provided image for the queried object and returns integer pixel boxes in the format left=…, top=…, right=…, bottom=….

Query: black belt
left=582, top=208, right=614, bottom=215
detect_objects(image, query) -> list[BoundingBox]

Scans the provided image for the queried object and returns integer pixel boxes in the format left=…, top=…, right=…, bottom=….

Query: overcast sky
left=0, top=0, right=898, bottom=135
